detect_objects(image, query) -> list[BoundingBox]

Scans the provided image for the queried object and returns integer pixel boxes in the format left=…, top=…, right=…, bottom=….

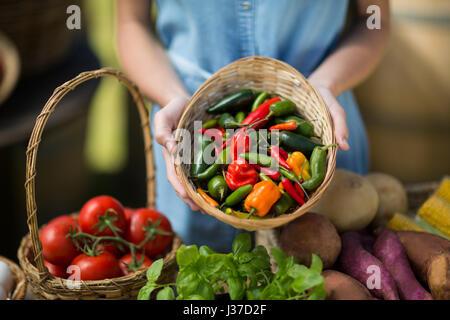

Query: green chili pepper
left=258, top=173, right=272, bottom=182
left=240, top=152, right=276, bottom=167
left=218, top=113, right=242, bottom=129
left=202, top=118, right=218, bottom=129
left=279, top=167, right=300, bottom=184
left=235, top=111, right=246, bottom=123
left=195, top=147, right=230, bottom=180
left=301, top=144, right=336, bottom=191
left=278, top=131, right=323, bottom=157
left=269, top=100, right=296, bottom=117
left=225, top=208, right=262, bottom=220
left=190, top=134, right=211, bottom=176
left=207, top=89, right=258, bottom=114
left=273, top=192, right=295, bottom=215
left=274, top=116, right=315, bottom=137
left=208, top=175, right=228, bottom=201
left=223, top=184, right=253, bottom=207
left=251, top=91, right=268, bottom=112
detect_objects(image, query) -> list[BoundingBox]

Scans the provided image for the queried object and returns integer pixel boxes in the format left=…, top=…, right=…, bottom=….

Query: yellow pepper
left=286, top=151, right=311, bottom=181
left=244, top=180, right=281, bottom=217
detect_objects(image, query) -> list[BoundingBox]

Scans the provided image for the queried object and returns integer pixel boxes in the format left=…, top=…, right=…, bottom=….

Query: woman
left=116, top=0, right=390, bottom=251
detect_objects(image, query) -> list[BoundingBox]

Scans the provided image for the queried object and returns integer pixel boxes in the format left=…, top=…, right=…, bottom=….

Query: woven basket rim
left=175, top=56, right=337, bottom=231
left=0, top=255, right=27, bottom=300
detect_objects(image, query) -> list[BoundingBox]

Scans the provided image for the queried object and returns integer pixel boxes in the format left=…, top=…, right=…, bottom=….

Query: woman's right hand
left=153, top=96, right=200, bottom=211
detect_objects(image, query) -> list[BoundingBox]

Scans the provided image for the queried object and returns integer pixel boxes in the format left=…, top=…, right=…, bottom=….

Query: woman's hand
left=308, top=81, right=350, bottom=151
left=153, top=96, right=201, bottom=211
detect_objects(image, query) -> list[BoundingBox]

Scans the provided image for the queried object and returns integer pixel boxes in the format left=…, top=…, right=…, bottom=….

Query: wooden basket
left=17, top=68, right=181, bottom=300
left=0, top=256, right=26, bottom=300
left=175, top=56, right=337, bottom=231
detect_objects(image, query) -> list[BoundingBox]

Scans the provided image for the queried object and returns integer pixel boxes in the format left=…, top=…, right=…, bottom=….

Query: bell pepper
left=225, top=158, right=258, bottom=191
left=197, top=188, right=219, bottom=207
left=244, top=180, right=281, bottom=217
left=241, top=97, right=281, bottom=129
left=286, top=151, right=311, bottom=181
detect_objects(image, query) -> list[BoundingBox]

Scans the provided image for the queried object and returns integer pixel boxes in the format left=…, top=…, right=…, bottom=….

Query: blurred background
left=0, top=0, right=448, bottom=260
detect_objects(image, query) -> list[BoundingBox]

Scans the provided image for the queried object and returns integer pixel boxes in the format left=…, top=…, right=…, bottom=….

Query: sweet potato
left=427, top=252, right=450, bottom=300
left=395, top=231, right=450, bottom=284
left=279, top=212, right=341, bottom=269
left=373, top=230, right=432, bottom=300
left=338, top=231, right=399, bottom=300
left=323, top=270, right=376, bottom=300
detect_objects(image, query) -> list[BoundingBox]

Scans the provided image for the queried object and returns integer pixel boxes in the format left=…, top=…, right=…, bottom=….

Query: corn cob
left=387, top=213, right=425, bottom=232
left=418, top=195, right=450, bottom=238
left=435, top=177, right=450, bottom=203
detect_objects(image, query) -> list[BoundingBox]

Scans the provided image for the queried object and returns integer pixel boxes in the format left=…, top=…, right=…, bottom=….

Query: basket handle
left=24, top=68, right=155, bottom=275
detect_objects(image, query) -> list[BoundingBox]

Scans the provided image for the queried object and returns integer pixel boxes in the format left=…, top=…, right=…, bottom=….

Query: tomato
left=78, top=195, right=127, bottom=237
left=127, top=208, right=173, bottom=258
left=44, top=260, right=67, bottom=279
left=119, top=253, right=153, bottom=276
left=124, top=207, right=135, bottom=221
left=69, top=251, right=122, bottom=281
left=40, top=215, right=79, bottom=266
left=96, top=241, right=124, bottom=258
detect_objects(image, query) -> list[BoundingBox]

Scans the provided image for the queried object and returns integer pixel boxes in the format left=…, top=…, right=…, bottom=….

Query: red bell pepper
left=241, top=97, right=281, bottom=129
left=252, top=164, right=280, bottom=181
left=281, top=178, right=305, bottom=205
left=225, top=158, right=259, bottom=190
left=270, top=146, right=292, bottom=170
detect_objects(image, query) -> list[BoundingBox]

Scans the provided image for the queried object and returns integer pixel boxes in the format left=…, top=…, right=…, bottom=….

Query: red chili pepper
left=225, top=158, right=259, bottom=190
left=252, top=164, right=281, bottom=181
left=241, top=97, right=281, bottom=129
left=270, top=146, right=292, bottom=170
left=281, top=178, right=305, bottom=205
left=198, top=128, right=224, bottom=142
left=271, top=145, right=288, bottom=160
left=269, top=120, right=297, bottom=131
left=230, top=127, right=250, bottom=161
left=294, top=181, right=305, bottom=199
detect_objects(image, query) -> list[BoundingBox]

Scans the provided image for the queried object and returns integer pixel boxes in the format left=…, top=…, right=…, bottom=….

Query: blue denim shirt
left=151, top=0, right=369, bottom=251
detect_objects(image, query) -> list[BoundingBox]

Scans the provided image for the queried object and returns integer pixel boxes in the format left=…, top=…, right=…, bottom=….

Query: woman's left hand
left=309, top=82, right=350, bottom=151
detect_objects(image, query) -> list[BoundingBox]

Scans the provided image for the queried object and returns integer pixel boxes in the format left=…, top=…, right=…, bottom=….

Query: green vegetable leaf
left=199, top=245, right=215, bottom=256
left=232, top=233, right=251, bottom=256
left=287, top=264, right=308, bottom=279
left=185, top=294, right=207, bottom=300
left=291, top=269, right=324, bottom=294
left=307, top=282, right=326, bottom=300
left=146, top=258, right=163, bottom=282
left=156, top=287, right=175, bottom=300
left=227, top=276, right=245, bottom=300
left=137, top=284, right=156, bottom=300
left=176, top=245, right=199, bottom=267
left=199, top=254, right=227, bottom=277
left=309, top=254, right=323, bottom=274
left=270, top=247, right=287, bottom=270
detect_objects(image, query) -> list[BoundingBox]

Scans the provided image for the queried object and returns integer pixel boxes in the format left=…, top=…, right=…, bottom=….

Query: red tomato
left=124, top=207, right=135, bottom=221
left=119, top=253, right=153, bottom=276
left=40, top=216, right=79, bottom=266
left=96, top=241, right=123, bottom=258
left=69, top=251, right=122, bottom=281
left=127, top=208, right=173, bottom=258
left=44, top=260, right=68, bottom=279
left=78, top=195, right=127, bottom=237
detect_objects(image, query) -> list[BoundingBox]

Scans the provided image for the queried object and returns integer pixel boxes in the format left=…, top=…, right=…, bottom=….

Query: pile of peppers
left=192, top=89, right=335, bottom=219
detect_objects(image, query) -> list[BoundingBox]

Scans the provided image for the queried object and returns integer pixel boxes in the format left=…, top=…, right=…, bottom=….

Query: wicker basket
left=175, top=56, right=337, bottom=231
left=0, top=256, right=26, bottom=300
left=255, top=181, right=441, bottom=266
left=17, top=68, right=181, bottom=300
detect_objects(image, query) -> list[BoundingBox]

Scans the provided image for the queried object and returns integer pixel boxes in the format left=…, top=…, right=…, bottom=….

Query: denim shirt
left=155, top=0, right=349, bottom=93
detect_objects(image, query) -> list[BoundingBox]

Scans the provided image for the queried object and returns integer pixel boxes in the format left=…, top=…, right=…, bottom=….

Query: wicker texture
left=17, top=68, right=180, bottom=300
left=175, top=56, right=337, bottom=231
left=0, top=256, right=26, bottom=300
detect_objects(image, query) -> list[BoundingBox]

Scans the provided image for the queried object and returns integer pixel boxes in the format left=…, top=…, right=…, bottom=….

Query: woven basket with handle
left=175, top=56, right=337, bottom=231
left=17, top=69, right=181, bottom=300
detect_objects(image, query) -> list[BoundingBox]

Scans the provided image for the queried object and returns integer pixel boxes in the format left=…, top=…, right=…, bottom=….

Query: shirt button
left=242, top=1, right=251, bottom=10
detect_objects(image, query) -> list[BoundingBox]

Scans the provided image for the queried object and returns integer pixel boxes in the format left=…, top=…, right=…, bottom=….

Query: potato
left=279, top=213, right=341, bottom=269
left=312, top=169, right=379, bottom=232
left=366, top=172, right=408, bottom=228
left=322, top=270, right=376, bottom=300
left=427, top=252, right=450, bottom=300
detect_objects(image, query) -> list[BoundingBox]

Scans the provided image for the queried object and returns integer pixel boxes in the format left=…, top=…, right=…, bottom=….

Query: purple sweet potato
left=373, top=230, right=433, bottom=300
left=338, top=231, right=399, bottom=300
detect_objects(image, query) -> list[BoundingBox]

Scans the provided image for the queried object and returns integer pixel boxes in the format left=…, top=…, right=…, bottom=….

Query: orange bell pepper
left=244, top=180, right=281, bottom=217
